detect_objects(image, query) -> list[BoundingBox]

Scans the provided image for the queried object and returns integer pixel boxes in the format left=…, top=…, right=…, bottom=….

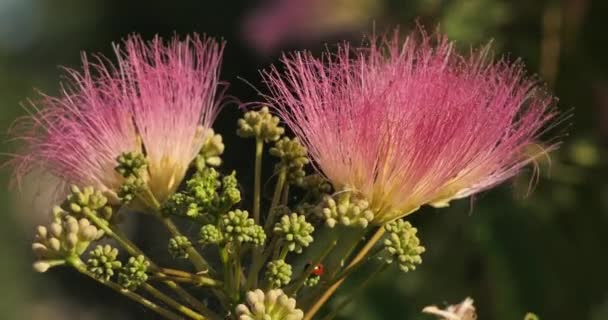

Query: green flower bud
left=87, top=245, right=122, bottom=281
left=187, top=168, right=221, bottom=209
left=62, top=185, right=113, bottom=220
left=163, top=169, right=240, bottom=221
left=270, top=137, right=309, bottom=184
left=114, top=151, right=151, bottom=206
left=249, top=225, right=267, bottom=247
left=168, top=236, right=192, bottom=259
left=237, top=107, right=284, bottom=142
left=118, top=255, right=149, bottom=290
left=32, top=216, right=103, bottom=272
left=235, top=289, right=303, bottom=320
left=265, top=259, right=292, bottom=288
left=316, top=192, right=375, bottom=228
left=220, top=210, right=266, bottom=246
left=199, top=224, right=223, bottom=245
left=115, top=151, right=148, bottom=178
left=195, top=129, right=225, bottom=171
left=220, top=171, right=241, bottom=208
left=117, top=175, right=146, bottom=205
left=383, top=220, right=425, bottom=272
left=303, top=274, right=320, bottom=287
left=194, top=129, right=225, bottom=171
left=162, top=192, right=201, bottom=218
left=273, top=213, right=314, bottom=254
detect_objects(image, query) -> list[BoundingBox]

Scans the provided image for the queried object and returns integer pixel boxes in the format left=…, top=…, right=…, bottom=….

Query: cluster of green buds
left=85, top=246, right=150, bottom=291
left=382, top=220, right=425, bottom=272
left=118, top=255, right=150, bottom=290
left=273, top=213, right=314, bottom=253
left=162, top=168, right=241, bottom=220
left=87, top=245, right=122, bottom=281
left=219, top=209, right=266, bottom=246
left=168, top=236, right=192, bottom=259
left=199, top=224, right=223, bottom=245
left=115, top=151, right=148, bottom=205
left=317, top=192, right=375, bottom=228
left=195, top=128, right=225, bottom=171
left=303, top=274, right=321, bottom=287
left=270, top=137, right=309, bottom=184
left=265, top=259, right=292, bottom=288
left=60, top=185, right=113, bottom=221
left=162, top=192, right=201, bottom=218
left=237, top=106, right=284, bottom=142
left=32, top=215, right=103, bottom=272
left=235, top=289, right=304, bottom=320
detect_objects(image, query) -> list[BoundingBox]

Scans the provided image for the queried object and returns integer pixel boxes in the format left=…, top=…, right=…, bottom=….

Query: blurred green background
left=1, top=0, right=607, bottom=319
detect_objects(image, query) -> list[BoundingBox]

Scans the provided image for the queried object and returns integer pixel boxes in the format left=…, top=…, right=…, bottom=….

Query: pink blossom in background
left=9, top=34, right=225, bottom=203
left=262, top=29, right=559, bottom=223
left=242, top=0, right=381, bottom=55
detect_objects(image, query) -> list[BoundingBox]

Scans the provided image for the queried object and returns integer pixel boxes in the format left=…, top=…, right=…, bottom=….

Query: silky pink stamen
left=8, top=34, right=225, bottom=203
left=262, top=29, right=558, bottom=222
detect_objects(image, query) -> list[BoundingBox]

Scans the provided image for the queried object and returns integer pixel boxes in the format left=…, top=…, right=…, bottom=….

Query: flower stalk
left=67, top=257, right=183, bottom=320
left=304, top=227, right=386, bottom=320
left=253, top=138, right=264, bottom=224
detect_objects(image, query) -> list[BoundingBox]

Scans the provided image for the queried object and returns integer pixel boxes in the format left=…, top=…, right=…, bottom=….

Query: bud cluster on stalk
left=26, top=104, right=427, bottom=320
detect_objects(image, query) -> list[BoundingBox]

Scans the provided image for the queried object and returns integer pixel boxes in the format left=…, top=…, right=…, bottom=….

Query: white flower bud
left=48, top=238, right=61, bottom=251
left=33, top=261, right=51, bottom=273
left=49, top=223, right=63, bottom=238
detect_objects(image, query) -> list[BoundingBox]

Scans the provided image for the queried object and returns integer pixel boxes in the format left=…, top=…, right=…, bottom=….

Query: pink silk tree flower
left=262, top=30, right=559, bottom=224
left=9, top=34, right=224, bottom=204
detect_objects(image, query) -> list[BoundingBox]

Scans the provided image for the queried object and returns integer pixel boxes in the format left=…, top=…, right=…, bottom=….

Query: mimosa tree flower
left=262, top=29, right=559, bottom=224
left=9, top=34, right=225, bottom=204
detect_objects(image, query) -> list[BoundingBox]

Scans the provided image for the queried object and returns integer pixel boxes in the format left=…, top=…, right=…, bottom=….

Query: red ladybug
left=306, top=262, right=325, bottom=276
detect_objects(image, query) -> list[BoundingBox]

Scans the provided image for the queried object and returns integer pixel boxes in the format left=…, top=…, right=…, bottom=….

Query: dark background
left=1, top=0, right=607, bottom=319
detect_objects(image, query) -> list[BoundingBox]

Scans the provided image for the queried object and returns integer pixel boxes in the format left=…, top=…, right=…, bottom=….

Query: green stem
left=140, top=187, right=228, bottom=310
left=84, top=212, right=143, bottom=259
left=111, top=229, right=217, bottom=317
left=281, top=184, right=290, bottom=206
left=264, top=168, right=287, bottom=232
left=232, top=244, right=242, bottom=302
left=320, top=263, right=388, bottom=320
left=287, top=238, right=338, bottom=296
left=41, top=259, right=67, bottom=268
left=154, top=268, right=223, bottom=287
left=158, top=216, right=210, bottom=272
left=137, top=184, right=212, bottom=274
left=142, top=283, right=207, bottom=320
left=245, top=138, right=264, bottom=291
left=219, top=246, right=232, bottom=301
left=326, top=246, right=383, bottom=289
left=279, top=246, right=289, bottom=261
left=68, top=257, right=182, bottom=320
left=162, top=281, right=223, bottom=320
left=304, top=227, right=386, bottom=320
left=86, top=214, right=213, bottom=317
left=253, top=138, right=264, bottom=224
left=246, top=236, right=278, bottom=290
left=141, top=185, right=163, bottom=210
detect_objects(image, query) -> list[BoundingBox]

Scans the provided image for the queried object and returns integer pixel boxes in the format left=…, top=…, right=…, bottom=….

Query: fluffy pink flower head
left=10, top=34, right=224, bottom=203
left=262, top=30, right=559, bottom=224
